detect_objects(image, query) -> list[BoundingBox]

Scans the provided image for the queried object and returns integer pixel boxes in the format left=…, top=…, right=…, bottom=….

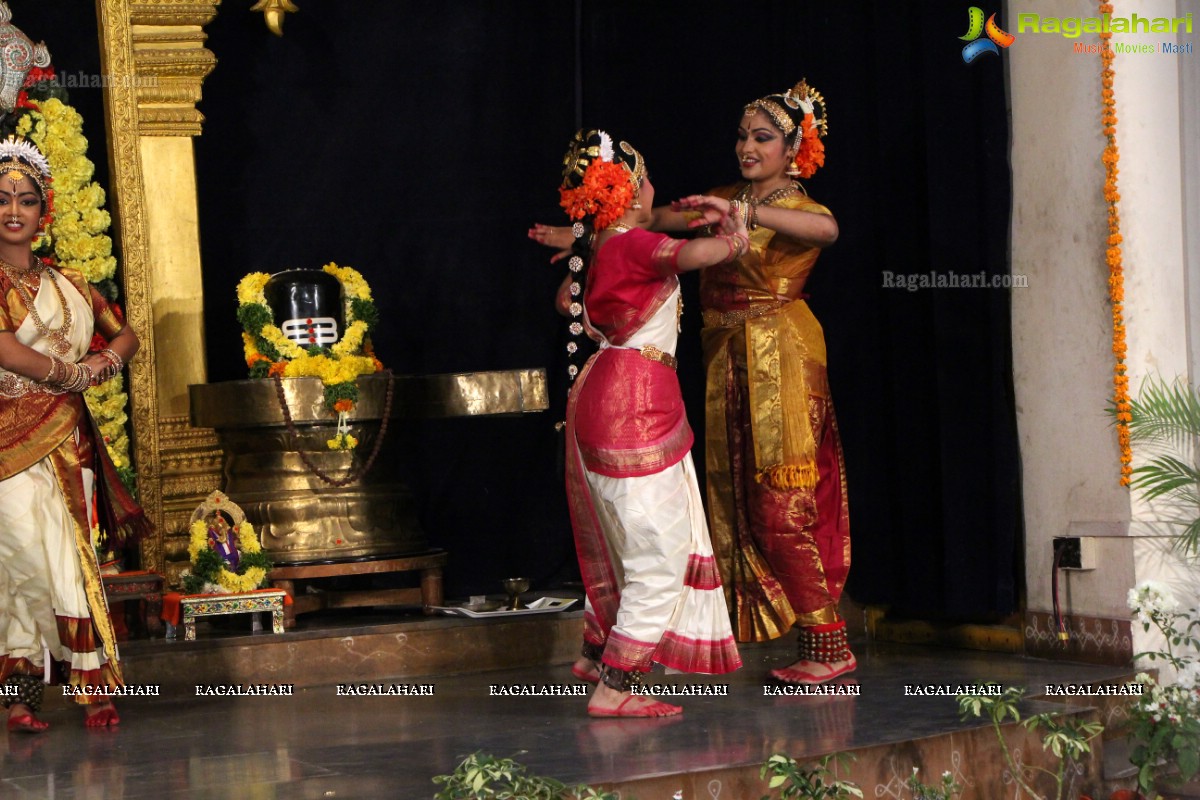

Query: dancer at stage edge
left=0, top=136, right=146, bottom=732
left=530, top=81, right=851, bottom=686
left=545, top=129, right=742, bottom=717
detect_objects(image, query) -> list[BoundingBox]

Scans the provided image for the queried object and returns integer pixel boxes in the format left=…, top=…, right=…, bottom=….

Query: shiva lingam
left=190, top=270, right=548, bottom=566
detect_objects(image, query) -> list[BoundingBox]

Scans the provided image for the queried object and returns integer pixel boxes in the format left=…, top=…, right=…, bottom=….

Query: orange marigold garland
left=1099, top=2, right=1132, bottom=486
left=559, top=159, right=635, bottom=231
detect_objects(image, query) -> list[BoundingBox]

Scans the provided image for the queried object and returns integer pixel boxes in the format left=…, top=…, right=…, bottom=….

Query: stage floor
left=0, top=629, right=1135, bottom=800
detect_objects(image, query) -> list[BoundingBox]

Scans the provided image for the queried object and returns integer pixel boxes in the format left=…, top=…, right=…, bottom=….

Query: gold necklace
left=739, top=181, right=800, bottom=206
left=0, top=257, right=73, bottom=357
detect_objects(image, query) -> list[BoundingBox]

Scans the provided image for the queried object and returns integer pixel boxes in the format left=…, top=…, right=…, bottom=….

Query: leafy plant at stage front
left=904, top=767, right=962, bottom=799
left=1124, top=375, right=1200, bottom=557
left=956, top=687, right=1102, bottom=800
left=1126, top=581, right=1200, bottom=794
left=760, top=753, right=861, bottom=800
left=431, top=752, right=619, bottom=800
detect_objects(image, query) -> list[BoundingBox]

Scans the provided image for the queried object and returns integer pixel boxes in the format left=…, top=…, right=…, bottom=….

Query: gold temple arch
left=96, top=0, right=225, bottom=585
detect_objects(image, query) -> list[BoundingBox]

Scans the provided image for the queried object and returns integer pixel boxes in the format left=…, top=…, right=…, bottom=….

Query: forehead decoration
left=0, top=135, right=51, bottom=198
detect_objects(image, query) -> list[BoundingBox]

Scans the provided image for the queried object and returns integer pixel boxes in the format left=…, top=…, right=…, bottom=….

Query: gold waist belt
left=702, top=299, right=788, bottom=329
left=639, top=345, right=678, bottom=370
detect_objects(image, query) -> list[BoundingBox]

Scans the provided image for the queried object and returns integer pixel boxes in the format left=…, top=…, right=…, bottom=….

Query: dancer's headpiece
left=0, top=135, right=51, bottom=199
left=743, top=80, right=828, bottom=179
left=559, top=128, right=646, bottom=230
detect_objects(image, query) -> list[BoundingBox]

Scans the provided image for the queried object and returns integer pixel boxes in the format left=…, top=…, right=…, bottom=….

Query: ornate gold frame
left=96, top=0, right=225, bottom=583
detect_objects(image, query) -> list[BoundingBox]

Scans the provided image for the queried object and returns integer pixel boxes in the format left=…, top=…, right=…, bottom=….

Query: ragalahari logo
left=960, top=7, right=1015, bottom=62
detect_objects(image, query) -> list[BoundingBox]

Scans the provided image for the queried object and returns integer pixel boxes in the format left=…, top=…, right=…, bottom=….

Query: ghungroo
left=798, top=620, right=851, bottom=663
left=598, top=664, right=644, bottom=692
left=3, top=674, right=45, bottom=712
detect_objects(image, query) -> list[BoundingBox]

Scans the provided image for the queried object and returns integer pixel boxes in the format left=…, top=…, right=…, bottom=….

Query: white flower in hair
left=0, top=136, right=50, bottom=178
left=798, top=98, right=814, bottom=116
left=597, top=130, right=614, bottom=163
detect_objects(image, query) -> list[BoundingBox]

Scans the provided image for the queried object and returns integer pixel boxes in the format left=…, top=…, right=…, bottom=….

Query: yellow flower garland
left=187, top=518, right=268, bottom=593
left=1099, top=2, right=1132, bottom=486
left=82, top=374, right=131, bottom=470
left=25, top=98, right=118, bottom=285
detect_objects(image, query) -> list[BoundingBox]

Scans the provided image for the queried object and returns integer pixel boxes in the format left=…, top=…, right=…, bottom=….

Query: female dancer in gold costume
left=0, top=136, right=143, bottom=731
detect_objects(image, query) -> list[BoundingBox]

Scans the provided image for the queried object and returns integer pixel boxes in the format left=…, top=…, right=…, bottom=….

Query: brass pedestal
left=188, top=369, right=547, bottom=569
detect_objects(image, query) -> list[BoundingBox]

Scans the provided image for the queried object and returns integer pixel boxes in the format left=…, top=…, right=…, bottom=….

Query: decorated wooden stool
left=161, top=589, right=289, bottom=641
left=161, top=490, right=287, bottom=639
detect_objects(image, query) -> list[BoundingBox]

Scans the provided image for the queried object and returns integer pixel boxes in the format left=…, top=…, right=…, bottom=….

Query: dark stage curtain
left=193, top=0, right=1021, bottom=618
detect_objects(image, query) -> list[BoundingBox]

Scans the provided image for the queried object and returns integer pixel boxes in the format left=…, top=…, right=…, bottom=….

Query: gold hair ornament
left=0, top=136, right=50, bottom=198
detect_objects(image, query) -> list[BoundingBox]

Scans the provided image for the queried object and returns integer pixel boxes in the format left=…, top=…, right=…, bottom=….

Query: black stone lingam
left=263, top=269, right=345, bottom=347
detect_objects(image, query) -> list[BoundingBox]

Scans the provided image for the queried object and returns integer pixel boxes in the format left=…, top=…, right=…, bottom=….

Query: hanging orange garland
left=1099, top=2, right=1132, bottom=485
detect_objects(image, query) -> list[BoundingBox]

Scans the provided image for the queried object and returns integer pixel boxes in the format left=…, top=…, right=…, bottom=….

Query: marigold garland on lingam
left=1099, top=1, right=1132, bottom=486
left=236, top=263, right=382, bottom=450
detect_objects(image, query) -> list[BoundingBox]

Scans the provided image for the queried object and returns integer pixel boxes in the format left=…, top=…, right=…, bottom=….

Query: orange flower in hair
left=791, top=114, right=826, bottom=179
left=559, top=159, right=636, bottom=231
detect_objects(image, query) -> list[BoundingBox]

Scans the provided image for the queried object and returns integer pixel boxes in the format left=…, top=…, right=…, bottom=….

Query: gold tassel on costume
left=756, top=462, right=819, bottom=490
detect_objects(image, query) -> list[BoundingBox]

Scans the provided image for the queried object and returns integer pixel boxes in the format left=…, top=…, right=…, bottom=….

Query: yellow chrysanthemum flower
left=34, top=92, right=135, bottom=482
left=236, top=272, right=272, bottom=306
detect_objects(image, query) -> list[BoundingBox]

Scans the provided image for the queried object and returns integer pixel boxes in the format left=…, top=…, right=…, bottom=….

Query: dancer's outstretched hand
left=671, top=194, right=733, bottom=230
left=527, top=223, right=573, bottom=263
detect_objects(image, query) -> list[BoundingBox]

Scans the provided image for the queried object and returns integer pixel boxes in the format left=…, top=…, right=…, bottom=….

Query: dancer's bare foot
left=587, top=683, right=681, bottom=718
left=770, top=654, right=857, bottom=685
left=7, top=703, right=50, bottom=733
left=83, top=700, right=120, bottom=728
left=570, top=657, right=600, bottom=684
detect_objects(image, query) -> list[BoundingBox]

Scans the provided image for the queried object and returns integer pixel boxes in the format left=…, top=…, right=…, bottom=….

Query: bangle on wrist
left=722, top=232, right=748, bottom=262
left=65, top=362, right=84, bottom=392
left=53, top=361, right=93, bottom=393
left=717, top=234, right=740, bottom=264
left=96, top=347, right=124, bottom=382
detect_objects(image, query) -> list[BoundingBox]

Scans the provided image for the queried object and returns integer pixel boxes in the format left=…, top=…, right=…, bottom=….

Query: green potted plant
left=1125, top=582, right=1200, bottom=796
left=904, top=768, right=962, bottom=800
left=956, top=687, right=1103, bottom=799
left=759, top=753, right=861, bottom=800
